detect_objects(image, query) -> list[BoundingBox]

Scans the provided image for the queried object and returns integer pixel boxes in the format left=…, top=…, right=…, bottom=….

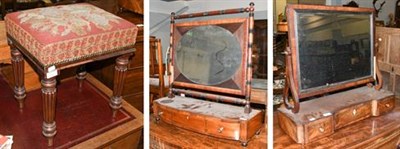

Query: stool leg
left=10, top=47, right=26, bottom=109
left=76, top=65, right=87, bottom=92
left=41, top=77, right=57, bottom=146
left=110, top=55, right=129, bottom=117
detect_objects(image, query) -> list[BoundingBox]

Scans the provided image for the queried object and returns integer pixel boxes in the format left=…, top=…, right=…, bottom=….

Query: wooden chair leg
left=76, top=65, right=87, bottom=92
left=10, top=45, right=26, bottom=109
left=110, top=54, right=130, bottom=117
left=41, top=77, right=57, bottom=146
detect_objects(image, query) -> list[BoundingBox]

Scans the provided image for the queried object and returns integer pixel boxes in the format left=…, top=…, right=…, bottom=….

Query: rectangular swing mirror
left=287, top=5, right=375, bottom=98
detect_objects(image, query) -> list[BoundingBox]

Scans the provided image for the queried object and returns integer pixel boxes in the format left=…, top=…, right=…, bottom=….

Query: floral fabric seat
left=5, top=3, right=138, bottom=67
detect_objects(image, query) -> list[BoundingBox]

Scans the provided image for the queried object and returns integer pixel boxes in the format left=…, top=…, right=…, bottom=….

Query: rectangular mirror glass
left=295, top=10, right=373, bottom=92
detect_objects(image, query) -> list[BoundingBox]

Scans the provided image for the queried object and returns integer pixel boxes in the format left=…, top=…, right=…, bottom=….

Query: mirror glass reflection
left=296, top=10, right=373, bottom=91
left=175, top=25, right=242, bottom=85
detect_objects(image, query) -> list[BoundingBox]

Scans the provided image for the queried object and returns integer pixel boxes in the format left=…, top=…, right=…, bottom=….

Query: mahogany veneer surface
left=278, top=86, right=393, bottom=123
left=150, top=115, right=267, bottom=148
left=251, top=78, right=267, bottom=105
left=153, top=96, right=264, bottom=147
left=274, top=101, right=400, bottom=148
left=0, top=75, right=134, bottom=148
left=277, top=86, right=394, bottom=143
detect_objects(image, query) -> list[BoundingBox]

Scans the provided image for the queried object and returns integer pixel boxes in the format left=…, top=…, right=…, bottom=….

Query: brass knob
left=378, top=37, right=382, bottom=42
left=385, top=103, right=391, bottom=108
left=218, top=127, right=224, bottom=133
left=186, top=115, right=190, bottom=120
left=352, top=109, right=357, bottom=116
left=158, top=111, right=164, bottom=116
left=319, top=127, right=325, bottom=133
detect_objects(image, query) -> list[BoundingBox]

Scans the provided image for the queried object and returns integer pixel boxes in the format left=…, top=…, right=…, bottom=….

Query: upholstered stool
left=4, top=3, right=137, bottom=146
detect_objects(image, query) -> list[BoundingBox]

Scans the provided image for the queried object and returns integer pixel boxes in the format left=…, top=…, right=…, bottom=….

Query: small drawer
left=376, top=96, right=395, bottom=116
left=155, top=104, right=174, bottom=124
left=172, top=111, right=206, bottom=132
left=206, top=117, right=241, bottom=140
left=334, top=102, right=371, bottom=129
left=304, top=116, right=333, bottom=143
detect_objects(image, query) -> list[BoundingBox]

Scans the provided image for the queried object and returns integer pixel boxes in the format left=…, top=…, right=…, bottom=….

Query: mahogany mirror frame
left=170, top=16, right=250, bottom=97
left=285, top=5, right=378, bottom=112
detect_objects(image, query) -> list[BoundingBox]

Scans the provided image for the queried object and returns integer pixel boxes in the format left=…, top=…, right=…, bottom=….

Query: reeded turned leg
left=10, top=45, right=26, bottom=109
left=76, top=65, right=87, bottom=92
left=41, top=77, right=57, bottom=146
left=110, top=54, right=130, bottom=117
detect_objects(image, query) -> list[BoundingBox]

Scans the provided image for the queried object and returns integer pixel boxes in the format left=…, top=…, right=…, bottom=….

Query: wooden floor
left=0, top=75, right=135, bottom=148
left=274, top=101, right=400, bottom=148
left=150, top=115, right=267, bottom=148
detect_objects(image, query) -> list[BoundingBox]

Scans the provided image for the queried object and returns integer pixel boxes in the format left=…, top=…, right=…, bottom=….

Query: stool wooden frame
left=7, top=35, right=134, bottom=146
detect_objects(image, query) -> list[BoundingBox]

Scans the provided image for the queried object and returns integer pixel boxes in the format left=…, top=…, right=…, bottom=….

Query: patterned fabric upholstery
left=5, top=3, right=137, bottom=67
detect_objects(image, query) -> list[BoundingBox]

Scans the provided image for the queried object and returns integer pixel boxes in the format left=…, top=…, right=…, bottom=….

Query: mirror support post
left=167, top=12, right=175, bottom=98
left=370, top=38, right=383, bottom=90
left=283, top=47, right=300, bottom=113
left=244, top=2, right=255, bottom=114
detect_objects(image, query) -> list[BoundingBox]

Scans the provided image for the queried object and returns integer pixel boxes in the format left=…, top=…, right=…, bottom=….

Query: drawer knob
left=385, top=103, right=391, bottom=108
left=158, top=111, right=164, bottom=116
left=319, top=127, right=325, bottom=133
left=352, top=109, right=357, bottom=116
left=186, top=115, right=190, bottom=120
left=218, top=127, right=224, bottom=133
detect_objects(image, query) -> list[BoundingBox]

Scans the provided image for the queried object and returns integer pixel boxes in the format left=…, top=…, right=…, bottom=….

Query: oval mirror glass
left=175, top=25, right=242, bottom=85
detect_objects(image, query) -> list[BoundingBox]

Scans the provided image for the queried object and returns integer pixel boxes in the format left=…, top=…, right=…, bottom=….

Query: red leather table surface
left=0, top=75, right=134, bottom=148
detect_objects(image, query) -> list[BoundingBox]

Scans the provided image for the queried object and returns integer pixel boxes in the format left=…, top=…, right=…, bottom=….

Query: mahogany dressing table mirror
left=278, top=5, right=395, bottom=144
left=153, top=3, right=264, bottom=146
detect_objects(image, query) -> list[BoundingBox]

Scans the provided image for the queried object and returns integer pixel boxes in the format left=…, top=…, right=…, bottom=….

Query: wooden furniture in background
left=117, top=0, right=143, bottom=15
left=251, top=79, right=267, bottom=105
left=376, top=27, right=400, bottom=98
left=253, top=20, right=267, bottom=79
left=149, top=37, right=168, bottom=106
left=250, top=20, right=267, bottom=106
left=1, top=0, right=45, bottom=19
left=150, top=114, right=267, bottom=148
left=272, top=33, right=287, bottom=108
